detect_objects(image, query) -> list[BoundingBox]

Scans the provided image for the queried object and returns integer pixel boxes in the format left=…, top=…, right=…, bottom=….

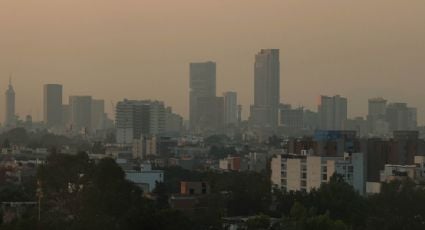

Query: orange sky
left=1, top=0, right=425, bottom=124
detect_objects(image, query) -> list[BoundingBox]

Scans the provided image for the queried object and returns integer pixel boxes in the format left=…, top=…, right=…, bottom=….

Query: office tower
left=69, top=96, right=92, bottom=133
left=223, top=91, right=238, bottom=125
left=250, top=49, right=280, bottom=129
left=91, top=99, right=105, bottom=131
left=62, top=104, right=71, bottom=127
left=318, top=95, right=347, bottom=130
left=165, top=107, right=183, bottom=136
left=237, top=105, right=243, bottom=123
left=196, top=96, right=224, bottom=133
left=43, top=84, right=63, bottom=127
left=386, top=103, right=409, bottom=131
left=116, top=100, right=167, bottom=144
left=189, top=61, right=217, bottom=131
left=4, top=78, right=16, bottom=127
left=407, top=107, right=418, bottom=130
left=367, top=98, right=388, bottom=135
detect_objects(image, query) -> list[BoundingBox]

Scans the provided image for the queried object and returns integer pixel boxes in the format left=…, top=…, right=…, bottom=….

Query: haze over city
left=1, top=0, right=425, bottom=124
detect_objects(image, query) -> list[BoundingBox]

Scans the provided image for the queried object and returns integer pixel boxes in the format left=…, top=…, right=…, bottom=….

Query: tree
left=246, top=214, right=271, bottom=230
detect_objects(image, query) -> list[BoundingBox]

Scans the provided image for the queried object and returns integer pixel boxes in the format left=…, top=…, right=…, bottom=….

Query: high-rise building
left=250, top=49, right=280, bottom=129
left=368, top=98, right=387, bottom=119
left=189, top=61, right=216, bottom=131
left=223, top=91, right=238, bottom=125
left=43, top=84, right=63, bottom=127
left=91, top=99, right=105, bottom=131
left=116, top=100, right=167, bottom=144
left=5, top=78, right=16, bottom=127
left=367, top=98, right=388, bottom=135
left=318, top=95, right=347, bottom=130
left=69, top=96, right=92, bottom=133
left=386, top=103, right=409, bottom=131
left=196, top=96, right=224, bottom=133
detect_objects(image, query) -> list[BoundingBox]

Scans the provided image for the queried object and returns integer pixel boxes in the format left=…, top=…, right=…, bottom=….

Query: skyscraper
left=250, top=49, right=280, bottom=129
left=69, top=96, right=92, bottom=133
left=5, top=78, right=16, bottom=127
left=318, top=95, right=348, bottom=130
left=223, top=91, right=238, bottom=125
left=189, top=61, right=216, bottom=131
left=91, top=99, right=105, bottom=131
left=43, top=84, right=63, bottom=127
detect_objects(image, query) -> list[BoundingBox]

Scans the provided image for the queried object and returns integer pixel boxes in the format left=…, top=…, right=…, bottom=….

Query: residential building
left=116, top=100, right=167, bottom=144
left=271, top=152, right=365, bottom=195
left=279, top=104, right=304, bottom=129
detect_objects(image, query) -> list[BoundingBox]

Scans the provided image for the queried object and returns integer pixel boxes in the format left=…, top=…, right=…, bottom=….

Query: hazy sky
left=1, top=0, right=425, bottom=124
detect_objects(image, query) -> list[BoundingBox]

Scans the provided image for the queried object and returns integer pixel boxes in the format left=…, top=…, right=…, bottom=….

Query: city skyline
left=1, top=0, right=425, bottom=124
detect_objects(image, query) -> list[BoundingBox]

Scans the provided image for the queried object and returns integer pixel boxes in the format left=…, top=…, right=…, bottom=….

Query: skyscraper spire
left=5, top=75, right=16, bottom=127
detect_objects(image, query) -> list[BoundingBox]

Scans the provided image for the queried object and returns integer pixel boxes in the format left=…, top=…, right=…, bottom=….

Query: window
left=322, top=174, right=328, bottom=181
left=348, top=166, right=354, bottom=173
left=322, top=166, right=327, bottom=173
left=301, top=172, right=307, bottom=179
left=301, top=181, right=307, bottom=187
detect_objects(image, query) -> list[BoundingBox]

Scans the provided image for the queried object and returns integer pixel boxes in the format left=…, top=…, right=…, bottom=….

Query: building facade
left=318, top=95, right=347, bottom=130
left=223, top=91, right=238, bottom=126
left=271, top=152, right=365, bottom=195
left=189, top=61, right=216, bottom=131
left=4, top=79, right=16, bottom=127
left=250, top=49, right=280, bottom=129
left=43, top=84, right=63, bottom=127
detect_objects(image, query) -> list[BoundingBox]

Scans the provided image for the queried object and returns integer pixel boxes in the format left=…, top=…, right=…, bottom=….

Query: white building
left=271, top=152, right=365, bottom=195
left=125, top=163, right=164, bottom=193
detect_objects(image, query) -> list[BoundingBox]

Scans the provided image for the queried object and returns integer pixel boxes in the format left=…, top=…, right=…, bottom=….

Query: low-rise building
left=125, top=163, right=164, bottom=193
left=271, top=152, right=365, bottom=195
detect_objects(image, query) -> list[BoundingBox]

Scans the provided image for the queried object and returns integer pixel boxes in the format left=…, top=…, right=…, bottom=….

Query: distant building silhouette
left=116, top=100, right=167, bottom=144
left=250, top=49, right=280, bottom=129
left=91, top=99, right=105, bottom=132
left=69, top=96, right=92, bottom=134
left=318, top=95, right=347, bottom=130
left=189, top=61, right=217, bottom=132
left=223, top=91, right=238, bottom=125
left=43, top=84, right=63, bottom=127
left=5, top=77, right=16, bottom=127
